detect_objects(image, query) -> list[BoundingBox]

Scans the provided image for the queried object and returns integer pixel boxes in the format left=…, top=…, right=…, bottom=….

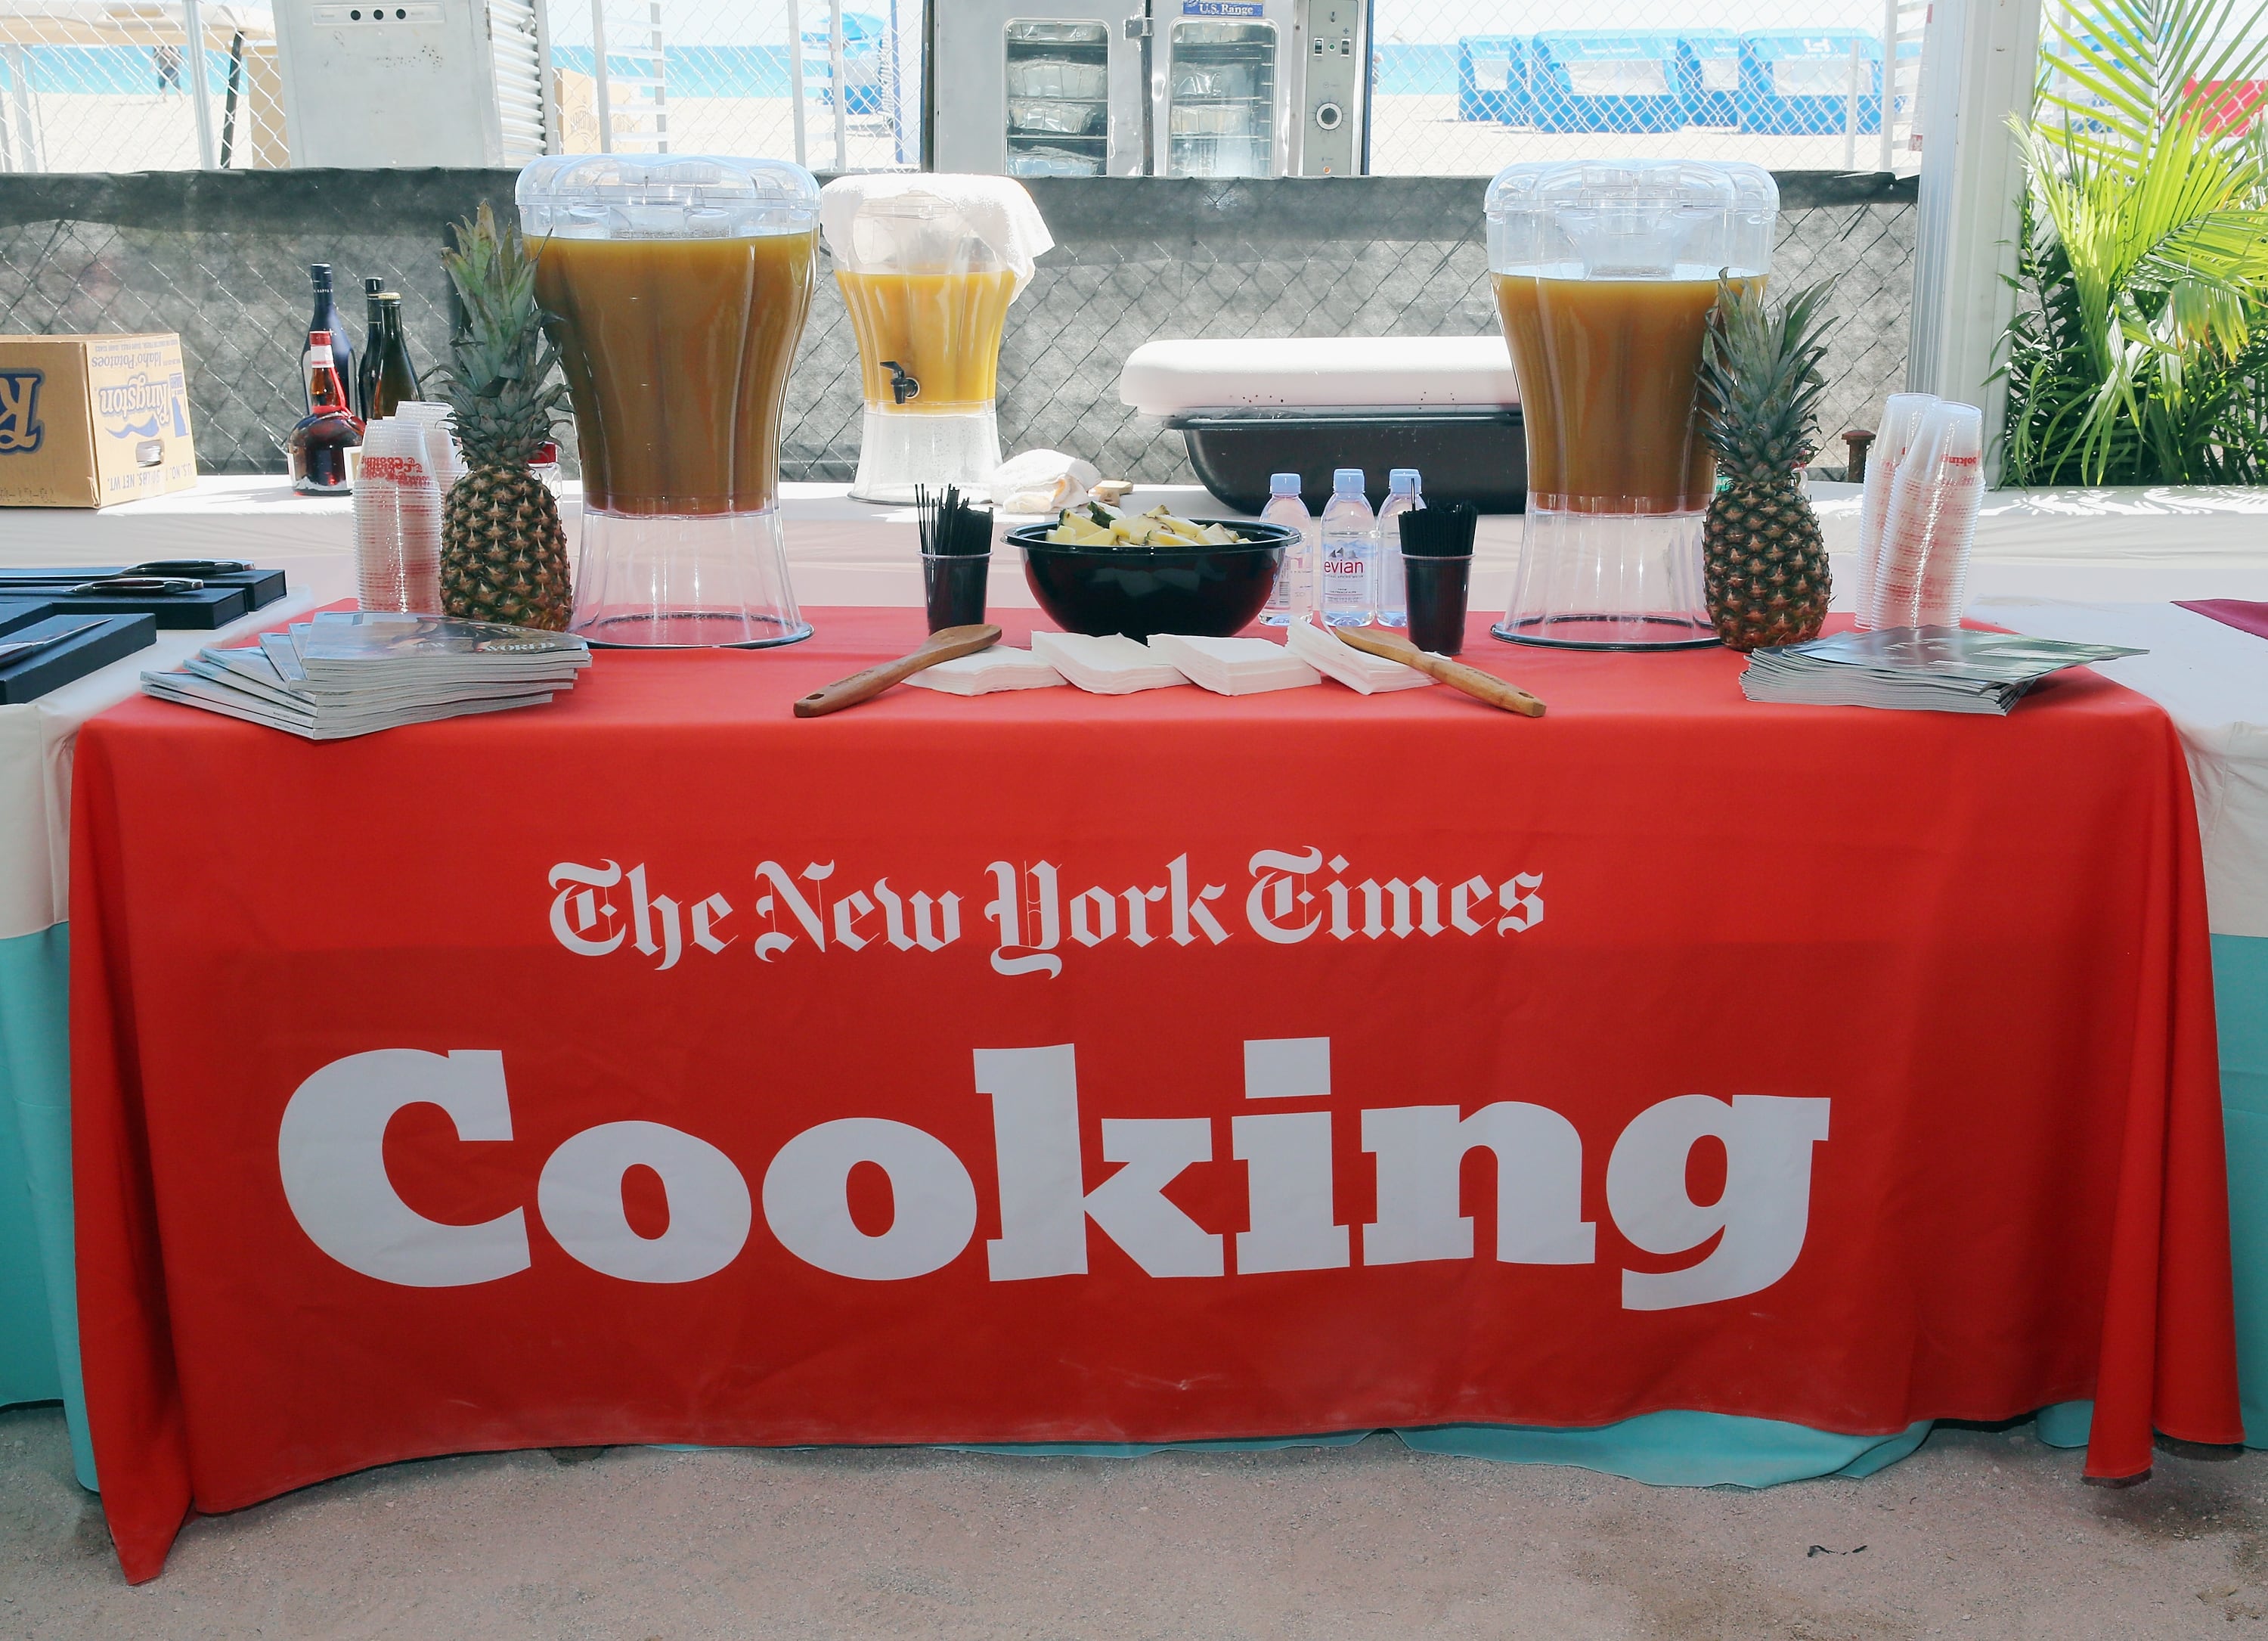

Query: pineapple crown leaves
left=431, top=201, right=572, bottom=468
left=1699, top=275, right=1838, bottom=483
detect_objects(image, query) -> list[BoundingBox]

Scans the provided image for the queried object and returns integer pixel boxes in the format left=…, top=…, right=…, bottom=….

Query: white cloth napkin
left=1284, top=617, right=1433, bottom=693
left=819, top=173, right=1054, bottom=286
left=991, top=449, right=1101, bottom=516
left=903, top=646, right=1066, bottom=696
left=1147, top=633, right=1321, bottom=696
left=1030, top=631, right=1187, bottom=694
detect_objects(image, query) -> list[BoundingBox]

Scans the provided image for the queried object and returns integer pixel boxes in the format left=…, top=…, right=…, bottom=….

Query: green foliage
left=1699, top=277, right=1838, bottom=483
left=432, top=201, right=569, bottom=470
left=2004, top=0, right=2268, bottom=483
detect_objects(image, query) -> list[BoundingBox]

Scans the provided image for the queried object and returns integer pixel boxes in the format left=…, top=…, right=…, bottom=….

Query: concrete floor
left=4, top=1402, right=2266, bottom=1639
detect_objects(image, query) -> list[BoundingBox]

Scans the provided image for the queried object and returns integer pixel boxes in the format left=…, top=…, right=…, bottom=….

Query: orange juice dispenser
left=518, top=154, right=820, bottom=649
left=820, top=175, right=1052, bottom=504
left=1488, top=159, right=1774, bottom=650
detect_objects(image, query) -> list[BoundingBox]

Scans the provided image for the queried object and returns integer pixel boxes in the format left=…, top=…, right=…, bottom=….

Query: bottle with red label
left=288, top=329, right=364, bottom=496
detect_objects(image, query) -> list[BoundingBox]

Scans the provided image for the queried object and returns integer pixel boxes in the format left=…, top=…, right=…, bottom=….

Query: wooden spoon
left=793, top=624, right=1002, bottom=718
left=1335, top=627, right=1547, bottom=717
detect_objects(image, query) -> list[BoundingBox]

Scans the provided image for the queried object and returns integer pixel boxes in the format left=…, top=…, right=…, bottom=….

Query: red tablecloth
left=72, top=608, right=2239, bottom=1581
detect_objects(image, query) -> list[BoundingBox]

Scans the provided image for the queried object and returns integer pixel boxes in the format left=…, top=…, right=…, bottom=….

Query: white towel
left=1030, top=630, right=1188, bottom=694
left=903, top=646, right=1067, bottom=696
left=1284, top=617, right=1433, bottom=693
left=1147, top=633, right=1321, bottom=696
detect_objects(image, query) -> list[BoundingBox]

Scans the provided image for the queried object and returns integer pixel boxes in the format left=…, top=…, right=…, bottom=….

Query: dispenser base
left=1497, top=507, right=1718, bottom=652
left=1492, top=614, right=1718, bottom=651
left=570, top=507, right=809, bottom=650
left=850, top=407, right=1002, bottom=504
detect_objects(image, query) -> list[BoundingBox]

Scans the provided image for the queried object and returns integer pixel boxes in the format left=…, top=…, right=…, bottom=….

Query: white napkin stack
left=1030, top=631, right=1188, bottom=694
left=903, top=646, right=1067, bottom=696
left=1147, top=633, right=1321, bottom=696
left=1284, top=617, right=1433, bottom=693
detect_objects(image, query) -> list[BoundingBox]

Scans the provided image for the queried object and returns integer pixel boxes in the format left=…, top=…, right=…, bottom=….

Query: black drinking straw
left=1396, top=501, right=1478, bottom=557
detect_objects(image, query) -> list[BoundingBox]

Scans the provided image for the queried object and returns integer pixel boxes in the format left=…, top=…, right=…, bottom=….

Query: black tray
left=0, top=613, right=157, bottom=704
left=1166, top=405, right=1528, bottom=515
left=0, top=563, right=287, bottom=614
left=0, top=579, right=251, bottom=629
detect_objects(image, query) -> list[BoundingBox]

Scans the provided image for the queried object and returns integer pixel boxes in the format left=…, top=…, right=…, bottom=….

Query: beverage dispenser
left=1487, top=159, right=1772, bottom=649
left=516, top=154, right=820, bottom=649
left=820, top=175, right=1052, bottom=504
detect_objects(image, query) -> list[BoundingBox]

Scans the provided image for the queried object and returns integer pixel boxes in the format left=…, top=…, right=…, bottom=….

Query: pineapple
left=433, top=203, right=574, bottom=631
left=1697, top=278, right=1836, bottom=651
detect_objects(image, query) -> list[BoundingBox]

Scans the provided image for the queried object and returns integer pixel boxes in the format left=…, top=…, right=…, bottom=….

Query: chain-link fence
left=1369, top=0, right=1925, bottom=175
left=0, top=168, right=1913, bottom=480
left=0, top=0, right=1930, bottom=178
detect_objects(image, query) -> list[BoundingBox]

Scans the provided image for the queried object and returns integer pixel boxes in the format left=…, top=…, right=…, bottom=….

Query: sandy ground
left=4, top=1403, right=2266, bottom=1639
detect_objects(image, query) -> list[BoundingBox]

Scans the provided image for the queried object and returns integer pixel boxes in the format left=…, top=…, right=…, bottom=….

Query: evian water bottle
left=1259, top=472, right=1314, bottom=625
left=353, top=417, right=443, bottom=613
left=1319, top=467, right=1374, bottom=626
left=1372, top=467, right=1421, bottom=628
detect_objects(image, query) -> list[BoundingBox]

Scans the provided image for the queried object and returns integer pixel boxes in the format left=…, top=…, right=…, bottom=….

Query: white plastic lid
left=1484, top=159, right=1771, bottom=281
left=1118, top=336, right=1519, bottom=414
left=820, top=173, right=1053, bottom=286
left=516, top=154, right=820, bottom=240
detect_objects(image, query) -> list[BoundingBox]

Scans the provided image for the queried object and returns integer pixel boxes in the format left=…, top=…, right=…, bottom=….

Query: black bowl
left=1009, top=519, right=1297, bottom=640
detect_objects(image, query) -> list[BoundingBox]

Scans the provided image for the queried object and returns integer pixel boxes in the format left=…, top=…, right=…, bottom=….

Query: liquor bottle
left=355, top=277, right=384, bottom=419
left=288, top=330, right=364, bottom=496
left=358, top=292, right=422, bottom=422
left=305, top=264, right=352, bottom=414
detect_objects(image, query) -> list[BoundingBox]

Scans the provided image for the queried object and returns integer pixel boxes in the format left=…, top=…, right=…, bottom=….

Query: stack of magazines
left=1741, top=627, right=2143, bottom=715
left=141, top=612, right=591, bottom=739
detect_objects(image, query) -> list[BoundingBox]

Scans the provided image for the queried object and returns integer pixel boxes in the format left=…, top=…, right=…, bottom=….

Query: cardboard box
left=0, top=333, right=198, bottom=508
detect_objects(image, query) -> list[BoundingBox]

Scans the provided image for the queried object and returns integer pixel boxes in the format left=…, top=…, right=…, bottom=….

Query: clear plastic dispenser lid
left=819, top=173, right=1054, bottom=287
left=516, top=154, right=820, bottom=240
left=1484, top=159, right=1773, bottom=281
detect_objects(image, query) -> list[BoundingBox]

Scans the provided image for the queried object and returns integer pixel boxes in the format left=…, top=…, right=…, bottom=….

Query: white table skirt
left=1973, top=598, right=2268, bottom=941
left=0, top=595, right=323, bottom=943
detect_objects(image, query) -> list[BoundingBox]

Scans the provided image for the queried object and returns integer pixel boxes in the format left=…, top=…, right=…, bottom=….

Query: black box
left=0, top=600, right=60, bottom=637
left=0, top=613, right=158, bottom=704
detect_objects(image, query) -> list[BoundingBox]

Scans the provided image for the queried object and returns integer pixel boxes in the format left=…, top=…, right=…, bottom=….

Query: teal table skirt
left=6, top=927, right=2264, bottom=1497
left=2220, top=933, right=2268, bottom=1445
left=0, top=923, right=94, bottom=1489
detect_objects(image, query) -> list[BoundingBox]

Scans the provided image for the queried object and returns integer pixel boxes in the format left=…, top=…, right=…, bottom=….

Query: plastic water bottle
left=1319, top=468, right=1375, bottom=626
left=1259, top=472, right=1313, bottom=625
left=1372, top=467, right=1421, bottom=628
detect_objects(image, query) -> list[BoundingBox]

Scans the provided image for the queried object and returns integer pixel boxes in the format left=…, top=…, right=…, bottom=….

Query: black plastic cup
left=922, top=551, right=990, bottom=632
left=1402, top=553, right=1473, bottom=656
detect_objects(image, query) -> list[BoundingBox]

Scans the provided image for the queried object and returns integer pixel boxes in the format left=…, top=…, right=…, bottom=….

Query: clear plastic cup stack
left=1861, top=399, right=1984, bottom=632
left=353, top=417, right=444, bottom=615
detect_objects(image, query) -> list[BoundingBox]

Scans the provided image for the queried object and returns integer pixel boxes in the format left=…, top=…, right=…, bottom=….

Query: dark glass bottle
left=305, top=264, right=352, bottom=414
left=355, top=277, right=385, bottom=419
left=288, top=330, right=364, bottom=496
left=359, top=293, right=422, bottom=422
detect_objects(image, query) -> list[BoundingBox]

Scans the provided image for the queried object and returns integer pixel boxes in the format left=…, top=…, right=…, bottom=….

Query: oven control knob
left=1315, top=101, right=1344, bottom=131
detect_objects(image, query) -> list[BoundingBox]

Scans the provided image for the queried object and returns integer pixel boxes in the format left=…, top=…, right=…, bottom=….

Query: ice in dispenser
left=820, top=175, right=1053, bottom=505
left=517, top=153, right=820, bottom=649
left=1488, top=159, right=1773, bottom=650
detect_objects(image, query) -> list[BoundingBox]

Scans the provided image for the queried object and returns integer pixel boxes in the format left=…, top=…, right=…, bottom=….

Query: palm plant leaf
left=2005, top=0, right=2268, bottom=485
